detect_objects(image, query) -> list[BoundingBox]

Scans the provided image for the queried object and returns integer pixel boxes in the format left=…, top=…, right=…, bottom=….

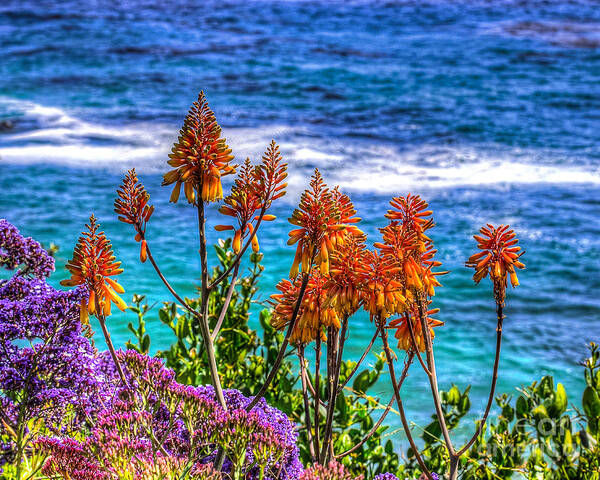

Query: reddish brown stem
left=404, top=313, right=432, bottom=376
left=456, top=303, right=504, bottom=456
left=380, top=326, right=435, bottom=480
left=298, top=346, right=317, bottom=462
left=145, top=244, right=199, bottom=319
left=314, top=334, right=322, bottom=459
left=336, top=353, right=413, bottom=459
left=94, top=295, right=127, bottom=385
left=416, top=296, right=455, bottom=456
left=209, top=207, right=267, bottom=289
left=337, top=325, right=380, bottom=394
left=246, top=272, right=310, bottom=411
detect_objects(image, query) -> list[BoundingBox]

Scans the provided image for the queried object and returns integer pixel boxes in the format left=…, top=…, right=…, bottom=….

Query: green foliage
left=129, top=241, right=398, bottom=478
left=125, top=294, right=154, bottom=354
left=401, top=343, right=600, bottom=479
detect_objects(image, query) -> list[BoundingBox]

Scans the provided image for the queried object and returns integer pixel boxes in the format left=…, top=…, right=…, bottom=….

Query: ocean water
left=1, top=0, right=599, bottom=441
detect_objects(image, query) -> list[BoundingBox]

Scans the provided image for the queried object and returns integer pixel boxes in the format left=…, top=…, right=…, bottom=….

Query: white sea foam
left=1, top=98, right=599, bottom=193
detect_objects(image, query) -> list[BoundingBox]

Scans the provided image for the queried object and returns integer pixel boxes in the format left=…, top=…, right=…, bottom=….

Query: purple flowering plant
left=36, top=350, right=301, bottom=480
left=0, top=220, right=101, bottom=478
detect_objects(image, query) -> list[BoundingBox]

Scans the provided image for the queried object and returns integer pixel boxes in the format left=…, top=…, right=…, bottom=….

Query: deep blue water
left=1, top=0, right=599, bottom=441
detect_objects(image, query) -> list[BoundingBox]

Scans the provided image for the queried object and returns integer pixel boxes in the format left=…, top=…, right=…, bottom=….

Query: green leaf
left=158, top=308, right=171, bottom=325
left=141, top=335, right=150, bottom=353
left=353, top=370, right=370, bottom=394
left=548, top=382, right=568, bottom=418
left=516, top=395, right=529, bottom=418
left=582, top=386, right=600, bottom=420
left=537, top=376, right=554, bottom=398
left=447, top=385, right=461, bottom=405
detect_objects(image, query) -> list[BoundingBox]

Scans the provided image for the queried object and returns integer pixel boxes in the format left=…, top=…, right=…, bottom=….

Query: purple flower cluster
left=0, top=275, right=101, bottom=428
left=0, top=220, right=106, bottom=474
left=300, top=461, right=363, bottom=480
left=39, top=351, right=302, bottom=480
left=0, top=219, right=54, bottom=278
left=373, top=474, right=399, bottom=480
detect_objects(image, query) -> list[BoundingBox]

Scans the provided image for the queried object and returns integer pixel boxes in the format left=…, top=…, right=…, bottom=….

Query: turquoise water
left=1, top=0, right=599, bottom=440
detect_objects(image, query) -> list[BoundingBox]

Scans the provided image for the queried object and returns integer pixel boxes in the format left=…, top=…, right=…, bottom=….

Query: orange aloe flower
left=388, top=303, right=443, bottom=352
left=360, top=251, right=407, bottom=321
left=325, top=233, right=369, bottom=315
left=385, top=194, right=434, bottom=247
left=466, top=224, right=525, bottom=304
left=288, top=170, right=361, bottom=278
left=270, top=272, right=340, bottom=344
left=377, top=196, right=446, bottom=297
left=60, top=215, right=126, bottom=322
left=163, top=91, right=235, bottom=204
left=215, top=141, right=287, bottom=254
left=114, top=168, right=154, bottom=262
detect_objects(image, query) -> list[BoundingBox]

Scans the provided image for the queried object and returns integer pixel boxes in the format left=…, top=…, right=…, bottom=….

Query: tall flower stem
left=336, top=354, right=413, bottom=460
left=246, top=272, right=310, bottom=411
left=405, top=313, right=431, bottom=376
left=298, top=345, right=317, bottom=462
left=209, top=207, right=267, bottom=289
left=337, top=325, right=379, bottom=394
left=456, top=302, right=504, bottom=456
left=211, top=263, right=240, bottom=340
left=313, top=334, right=322, bottom=458
left=416, top=296, right=455, bottom=457
left=380, top=324, right=435, bottom=480
left=94, top=297, right=127, bottom=384
left=145, top=244, right=199, bottom=318
left=197, top=200, right=227, bottom=410
left=320, top=323, right=340, bottom=463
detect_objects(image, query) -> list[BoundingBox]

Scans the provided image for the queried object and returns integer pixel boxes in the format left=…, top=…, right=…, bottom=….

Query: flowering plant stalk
left=266, top=167, right=526, bottom=479
left=374, top=204, right=525, bottom=479
left=61, top=215, right=128, bottom=384
left=113, top=93, right=289, bottom=465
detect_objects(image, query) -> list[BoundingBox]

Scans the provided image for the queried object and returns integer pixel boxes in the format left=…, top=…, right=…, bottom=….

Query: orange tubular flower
left=288, top=169, right=361, bottom=278
left=466, top=224, right=525, bottom=304
left=388, top=304, right=443, bottom=352
left=270, top=272, right=340, bottom=345
left=385, top=194, right=434, bottom=248
left=215, top=141, right=287, bottom=254
left=377, top=196, right=446, bottom=297
left=60, top=215, right=126, bottom=322
left=114, top=168, right=154, bottom=262
left=163, top=91, right=235, bottom=204
left=360, top=251, right=407, bottom=321
left=326, top=233, right=369, bottom=315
